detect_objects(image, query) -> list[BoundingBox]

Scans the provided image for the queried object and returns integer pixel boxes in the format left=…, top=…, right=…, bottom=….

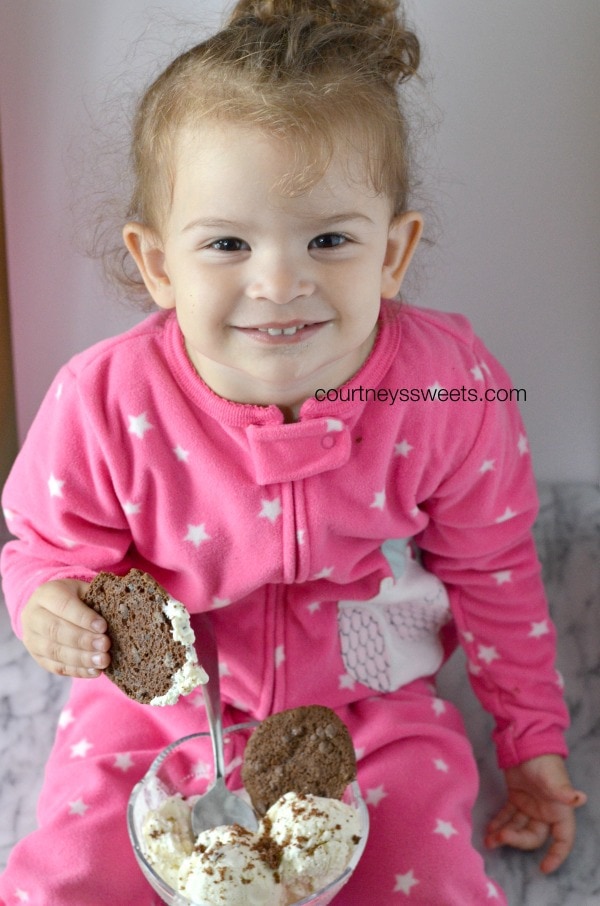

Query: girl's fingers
left=21, top=580, right=109, bottom=677
left=487, top=802, right=517, bottom=833
left=540, top=835, right=572, bottom=874
left=28, top=602, right=109, bottom=655
left=487, top=808, right=547, bottom=850
left=39, top=655, right=108, bottom=679
left=25, top=626, right=111, bottom=676
left=496, top=819, right=549, bottom=851
left=42, top=584, right=104, bottom=633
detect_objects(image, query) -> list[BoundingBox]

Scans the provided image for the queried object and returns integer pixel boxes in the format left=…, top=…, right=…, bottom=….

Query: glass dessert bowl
left=127, top=722, right=369, bottom=905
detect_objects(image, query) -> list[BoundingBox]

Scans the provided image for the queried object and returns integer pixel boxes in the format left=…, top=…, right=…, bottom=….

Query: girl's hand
left=21, top=579, right=111, bottom=678
left=485, top=754, right=587, bottom=873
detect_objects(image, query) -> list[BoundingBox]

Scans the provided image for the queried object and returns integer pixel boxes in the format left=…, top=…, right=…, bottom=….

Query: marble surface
left=1, top=482, right=599, bottom=903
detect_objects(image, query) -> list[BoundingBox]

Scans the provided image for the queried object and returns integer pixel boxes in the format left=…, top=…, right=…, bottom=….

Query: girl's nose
left=246, top=253, right=315, bottom=305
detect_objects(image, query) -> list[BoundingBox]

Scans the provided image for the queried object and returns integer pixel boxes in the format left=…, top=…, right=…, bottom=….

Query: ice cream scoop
left=141, top=794, right=194, bottom=889
left=178, top=824, right=287, bottom=905
left=265, top=791, right=362, bottom=900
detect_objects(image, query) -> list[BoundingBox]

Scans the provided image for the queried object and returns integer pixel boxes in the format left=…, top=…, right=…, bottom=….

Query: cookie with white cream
left=84, top=568, right=207, bottom=704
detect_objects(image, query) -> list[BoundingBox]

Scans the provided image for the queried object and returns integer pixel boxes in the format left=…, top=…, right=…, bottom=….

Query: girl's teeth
left=258, top=324, right=306, bottom=336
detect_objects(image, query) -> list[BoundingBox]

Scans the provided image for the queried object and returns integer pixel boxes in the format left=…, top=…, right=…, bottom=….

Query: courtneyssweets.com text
left=314, top=385, right=526, bottom=404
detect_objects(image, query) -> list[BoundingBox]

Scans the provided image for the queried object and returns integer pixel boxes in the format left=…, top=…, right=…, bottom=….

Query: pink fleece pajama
left=1, top=300, right=569, bottom=904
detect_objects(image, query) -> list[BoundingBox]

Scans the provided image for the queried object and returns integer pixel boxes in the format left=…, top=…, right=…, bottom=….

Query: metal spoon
left=191, top=614, right=258, bottom=835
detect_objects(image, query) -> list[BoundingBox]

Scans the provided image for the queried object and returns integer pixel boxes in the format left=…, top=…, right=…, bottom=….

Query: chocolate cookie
left=241, top=705, right=357, bottom=815
left=84, top=569, right=207, bottom=705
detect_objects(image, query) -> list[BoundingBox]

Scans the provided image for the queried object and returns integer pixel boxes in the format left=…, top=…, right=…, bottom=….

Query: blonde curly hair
left=120, top=0, right=420, bottom=297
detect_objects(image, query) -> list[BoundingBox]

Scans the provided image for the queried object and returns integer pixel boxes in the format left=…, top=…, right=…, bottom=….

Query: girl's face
left=125, top=122, right=422, bottom=417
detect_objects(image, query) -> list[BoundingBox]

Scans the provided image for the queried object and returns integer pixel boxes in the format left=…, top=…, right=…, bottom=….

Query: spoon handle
left=197, top=614, right=226, bottom=783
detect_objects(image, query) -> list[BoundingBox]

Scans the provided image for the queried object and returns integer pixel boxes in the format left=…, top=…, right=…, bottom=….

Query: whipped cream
left=150, top=597, right=208, bottom=706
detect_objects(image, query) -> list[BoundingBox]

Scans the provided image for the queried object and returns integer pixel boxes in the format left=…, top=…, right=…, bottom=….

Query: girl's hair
left=121, top=0, right=420, bottom=298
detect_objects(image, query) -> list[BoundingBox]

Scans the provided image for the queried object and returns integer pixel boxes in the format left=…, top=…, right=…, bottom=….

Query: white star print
left=339, top=673, right=356, bottom=690
left=492, top=570, right=512, bottom=585
left=193, top=760, right=212, bottom=780
left=365, top=785, right=388, bottom=806
left=184, top=523, right=211, bottom=546
left=496, top=506, right=517, bottom=523
left=259, top=497, right=282, bottom=523
left=434, top=819, right=458, bottom=839
left=529, top=619, right=550, bottom=638
left=394, top=870, right=420, bottom=894
left=326, top=418, right=344, bottom=432
left=70, top=738, right=93, bottom=758
left=428, top=381, right=444, bottom=395
left=173, top=444, right=190, bottom=462
left=15, top=889, right=30, bottom=902
left=470, top=365, right=484, bottom=381
left=68, top=799, right=90, bottom=816
left=461, top=630, right=475, bottom=643
left=487, top=881, right=500, bottom=899
left=59, top=536, right=77, bottom=548
left=212, top=596, right=231, bottom=609
left=432, top=698, right=446, bottom=717
left=313, top=566, right=334, bottom=580
left=479, top=459, right=495, bottom=473
left=395, top=438, right=413, bottom=457
left=226, top=755, right=244, bottom=777
left=48, top=473, right=65, bottom=497
left=433, top=758, right=449, bottom=773
left=518, top=433, right=529, bottom=455
left=478, top=644, right=500, bottom=665
left=370, top=490, right=386, bottom=510
left=219, top=661, right=232, bottom=677
left=114, top=753, right=134, bottom=772
left=468, top=661, right=483, bottom=675
left=58, top=708, right=75, bottom=729
left=297, top=529, right=305, bottom=545
left=275, top=645, right=285, bottom=668
left=123, top=501, right=141, bottom=515
left=128, top=412, right=153, bottom=439
left=354, top=746, right=365, bottom=761
left=307, top=601, right=321, bottom=614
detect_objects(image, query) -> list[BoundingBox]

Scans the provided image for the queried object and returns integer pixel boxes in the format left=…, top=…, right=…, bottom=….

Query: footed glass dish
left=127, top=722, right=369, bottom=905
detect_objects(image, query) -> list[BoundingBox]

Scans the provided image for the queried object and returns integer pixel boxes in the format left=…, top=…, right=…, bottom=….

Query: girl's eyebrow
left=316, top=212, right=375, bottom=225
left=182, top=212, right=375, bottom=233
left=182, top=217, right=246, bottom=233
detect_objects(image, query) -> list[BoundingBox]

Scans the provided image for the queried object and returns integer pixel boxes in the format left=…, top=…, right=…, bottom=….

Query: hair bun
left=227, top=0, right=419, bottom=85
left=229, top=0, right=398, bottom=29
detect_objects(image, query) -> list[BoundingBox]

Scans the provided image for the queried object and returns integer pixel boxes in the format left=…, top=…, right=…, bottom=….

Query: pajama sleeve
left=1, top=363, right=136, bottom=637
left=415, top=337, right=569, bottom=769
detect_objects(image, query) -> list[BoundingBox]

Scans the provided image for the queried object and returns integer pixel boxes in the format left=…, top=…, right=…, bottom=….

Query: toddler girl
left=0, top=1, right=586, bottom=903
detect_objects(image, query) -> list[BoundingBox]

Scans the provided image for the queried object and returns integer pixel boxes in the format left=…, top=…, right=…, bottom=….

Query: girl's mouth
left=236, top=321, right=326, bottom=344
left=256, top=323, right=307, bottom=337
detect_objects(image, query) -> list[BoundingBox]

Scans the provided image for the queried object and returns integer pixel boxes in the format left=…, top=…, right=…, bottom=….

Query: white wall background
left=1, top=0, right=598, bottom=481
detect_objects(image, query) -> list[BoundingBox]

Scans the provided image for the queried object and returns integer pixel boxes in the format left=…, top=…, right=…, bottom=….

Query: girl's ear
left=380, top=211, right=423, bottom=299
left=123, top=222, right=176, bottom=310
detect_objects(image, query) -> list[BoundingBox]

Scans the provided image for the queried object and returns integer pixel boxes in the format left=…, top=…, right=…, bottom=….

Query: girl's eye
left=309, top=233, right=348, bottom=250
left=209, top=237, right=249, bottom=252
